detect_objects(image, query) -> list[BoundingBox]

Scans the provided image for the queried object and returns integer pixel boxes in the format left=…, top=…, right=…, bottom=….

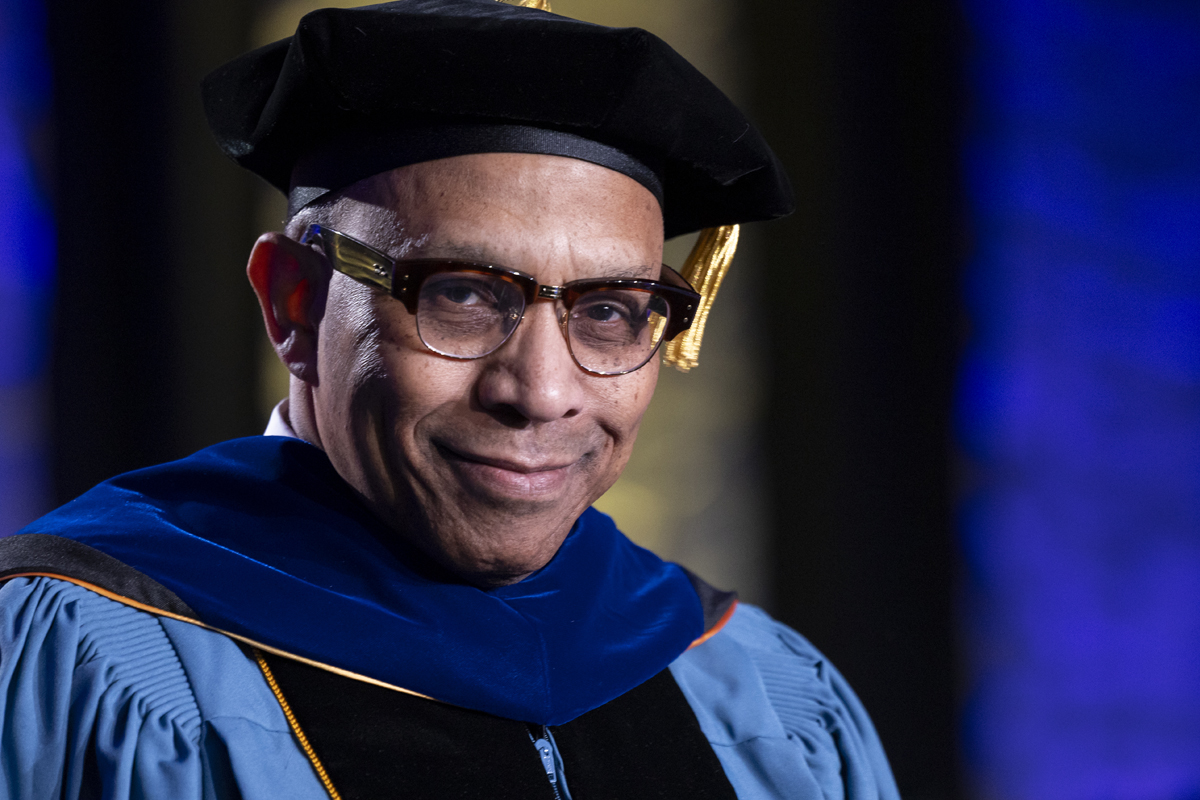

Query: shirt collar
left=264, top=399, right=300, bottom=439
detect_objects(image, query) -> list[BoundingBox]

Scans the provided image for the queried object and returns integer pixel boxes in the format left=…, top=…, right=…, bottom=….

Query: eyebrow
left=414, top=240, right=659, bottom=280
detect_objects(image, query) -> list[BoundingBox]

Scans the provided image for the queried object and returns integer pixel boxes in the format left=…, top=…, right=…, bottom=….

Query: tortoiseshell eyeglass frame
left=300, top=224, right=702, bottom=373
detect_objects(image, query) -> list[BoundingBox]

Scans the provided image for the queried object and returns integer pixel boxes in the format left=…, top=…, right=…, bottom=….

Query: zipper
left=528, top=724, right=571, bottom=800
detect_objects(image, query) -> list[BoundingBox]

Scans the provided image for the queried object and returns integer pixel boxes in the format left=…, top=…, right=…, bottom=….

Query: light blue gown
left=0, top=576, right=899, bottom=800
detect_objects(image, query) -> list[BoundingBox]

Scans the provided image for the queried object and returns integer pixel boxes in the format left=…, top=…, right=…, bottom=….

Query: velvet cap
left=201, top=0, right=794, bottom=239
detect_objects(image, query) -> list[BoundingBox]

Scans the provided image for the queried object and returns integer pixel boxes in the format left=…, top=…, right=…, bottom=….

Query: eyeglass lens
left=567, top=288, right=670, bottom=374
left=417, top=270, right=525, bottom=359
left=415, top=270, right=670, bottom=375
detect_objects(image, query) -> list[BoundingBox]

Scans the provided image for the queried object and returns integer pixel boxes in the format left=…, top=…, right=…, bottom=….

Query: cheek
left=372, top=315, right=482, bottom=435
left=315, top=286, right=426, bottom=438
left=371, top=296, right=419, bottom=351
left=321, top=283, right=385, bottom=368
left=598, top=362, right=659, bottom=455
left=314, top=296, right=379, bottom=417
left=624, top=357, right=660, bottom=420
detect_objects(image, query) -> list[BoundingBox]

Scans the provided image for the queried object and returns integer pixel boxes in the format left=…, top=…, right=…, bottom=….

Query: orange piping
left=688, top=599, right=738, bottom=649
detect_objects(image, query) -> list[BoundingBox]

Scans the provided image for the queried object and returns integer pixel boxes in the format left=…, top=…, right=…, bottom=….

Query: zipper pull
left=528, top=724, right=568, bottom=800
left=532, top=736, right=557, bottom=785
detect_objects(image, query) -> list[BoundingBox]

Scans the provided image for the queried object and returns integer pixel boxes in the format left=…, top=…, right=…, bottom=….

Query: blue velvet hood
left=16, top=436, right=706, bottom=725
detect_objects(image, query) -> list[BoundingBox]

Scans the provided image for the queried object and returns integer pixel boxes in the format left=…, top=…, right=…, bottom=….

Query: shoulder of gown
left=669, top=602, right=902, bottom=800
left=1, top=576, right=900, bottom=800
left=0, top=576, right=326, bottom=800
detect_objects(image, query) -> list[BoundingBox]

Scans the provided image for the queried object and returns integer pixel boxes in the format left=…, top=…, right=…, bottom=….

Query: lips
left=435, top=442, right=579, bottom=499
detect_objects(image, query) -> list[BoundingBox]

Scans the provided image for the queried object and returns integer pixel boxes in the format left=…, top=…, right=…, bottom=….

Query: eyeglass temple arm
left=303, top=224, right=395, bottom=294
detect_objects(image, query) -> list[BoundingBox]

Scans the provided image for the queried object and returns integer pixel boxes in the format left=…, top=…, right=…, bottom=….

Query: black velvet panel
left=0, top=533, right=196, bottom=616
left=552, top=669, right=738, bottom=800
left=263, top=655, right=737, bottom=800
left=262, top=654, right=557, bottom=800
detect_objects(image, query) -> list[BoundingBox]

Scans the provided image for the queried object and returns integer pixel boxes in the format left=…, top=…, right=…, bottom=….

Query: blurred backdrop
left=0, top=0, right=1197, bottom=797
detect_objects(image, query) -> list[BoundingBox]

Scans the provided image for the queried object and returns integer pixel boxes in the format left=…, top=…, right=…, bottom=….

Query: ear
left=247, top=232, right=329, bottom=385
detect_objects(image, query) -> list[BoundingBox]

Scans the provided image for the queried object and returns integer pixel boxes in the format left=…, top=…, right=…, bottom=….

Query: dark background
left=747, top=2, right=964, bottom=796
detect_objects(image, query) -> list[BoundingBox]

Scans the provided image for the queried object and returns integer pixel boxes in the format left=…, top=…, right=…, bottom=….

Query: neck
left=288, top=378, right=325, bottom=450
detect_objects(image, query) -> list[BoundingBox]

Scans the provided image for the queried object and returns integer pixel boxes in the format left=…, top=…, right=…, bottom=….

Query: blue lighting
left=0, top=0, right=54, bottom=535
left=959, top=0, right=1200, bottom=796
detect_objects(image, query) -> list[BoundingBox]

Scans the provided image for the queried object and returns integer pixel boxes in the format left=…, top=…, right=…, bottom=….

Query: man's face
left=303, top=153, right=664, bottom=585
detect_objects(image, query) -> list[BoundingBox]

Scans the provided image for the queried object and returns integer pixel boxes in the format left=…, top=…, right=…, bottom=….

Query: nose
left=474, top=302, right=586, bottom=424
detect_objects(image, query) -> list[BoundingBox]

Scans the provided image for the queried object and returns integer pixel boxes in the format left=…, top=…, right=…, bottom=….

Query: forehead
left=330, top=153, right=665, bottom=278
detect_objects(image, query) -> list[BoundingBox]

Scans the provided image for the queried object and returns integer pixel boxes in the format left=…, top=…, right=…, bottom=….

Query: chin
left=431, top=524, right=568, bottom=588
left=444, top=552, right=546, bottom=588
left=464, top=567, right=536, bottom=588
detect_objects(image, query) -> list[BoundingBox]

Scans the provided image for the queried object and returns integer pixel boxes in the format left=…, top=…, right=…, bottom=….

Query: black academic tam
left=201, top=0, right=794, bottom=239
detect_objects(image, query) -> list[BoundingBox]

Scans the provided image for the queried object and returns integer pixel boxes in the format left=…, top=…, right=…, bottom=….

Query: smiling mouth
left=436, top=443, right=579, bottom=499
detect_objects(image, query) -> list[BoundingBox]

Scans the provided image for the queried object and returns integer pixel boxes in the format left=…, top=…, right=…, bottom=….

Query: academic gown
left=0, top=435, right=899, bottom=800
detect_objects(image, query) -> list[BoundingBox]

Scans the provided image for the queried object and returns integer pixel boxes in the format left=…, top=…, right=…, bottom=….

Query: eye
left=572, top=295, right=643, bottom=330
left=441, top=284, right=484, bottom=305
left=422, top=274, right=500, bottom=309
left=582, top=301, right=631, bottom=324
left=568, top=290, right=660, bottom=351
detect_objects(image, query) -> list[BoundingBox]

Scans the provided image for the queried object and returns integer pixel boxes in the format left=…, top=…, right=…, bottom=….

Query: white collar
left=263, top=399, right=300, bottom=439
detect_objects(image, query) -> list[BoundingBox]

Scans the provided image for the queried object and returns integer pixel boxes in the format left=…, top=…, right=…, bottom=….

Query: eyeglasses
left=300, top=224, right=701, bottom=376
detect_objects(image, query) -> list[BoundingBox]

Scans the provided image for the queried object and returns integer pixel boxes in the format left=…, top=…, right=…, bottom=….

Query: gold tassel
left=664, top=224, right=739, bottom=372
left=504, top=0, right=552, bottom=10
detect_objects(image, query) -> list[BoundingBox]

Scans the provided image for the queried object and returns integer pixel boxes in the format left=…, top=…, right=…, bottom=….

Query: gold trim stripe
left=253, top=649, right=343, bottom=800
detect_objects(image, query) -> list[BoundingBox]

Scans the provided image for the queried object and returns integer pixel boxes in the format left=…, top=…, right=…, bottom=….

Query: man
left=0, top=1, right=900, bottom=798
